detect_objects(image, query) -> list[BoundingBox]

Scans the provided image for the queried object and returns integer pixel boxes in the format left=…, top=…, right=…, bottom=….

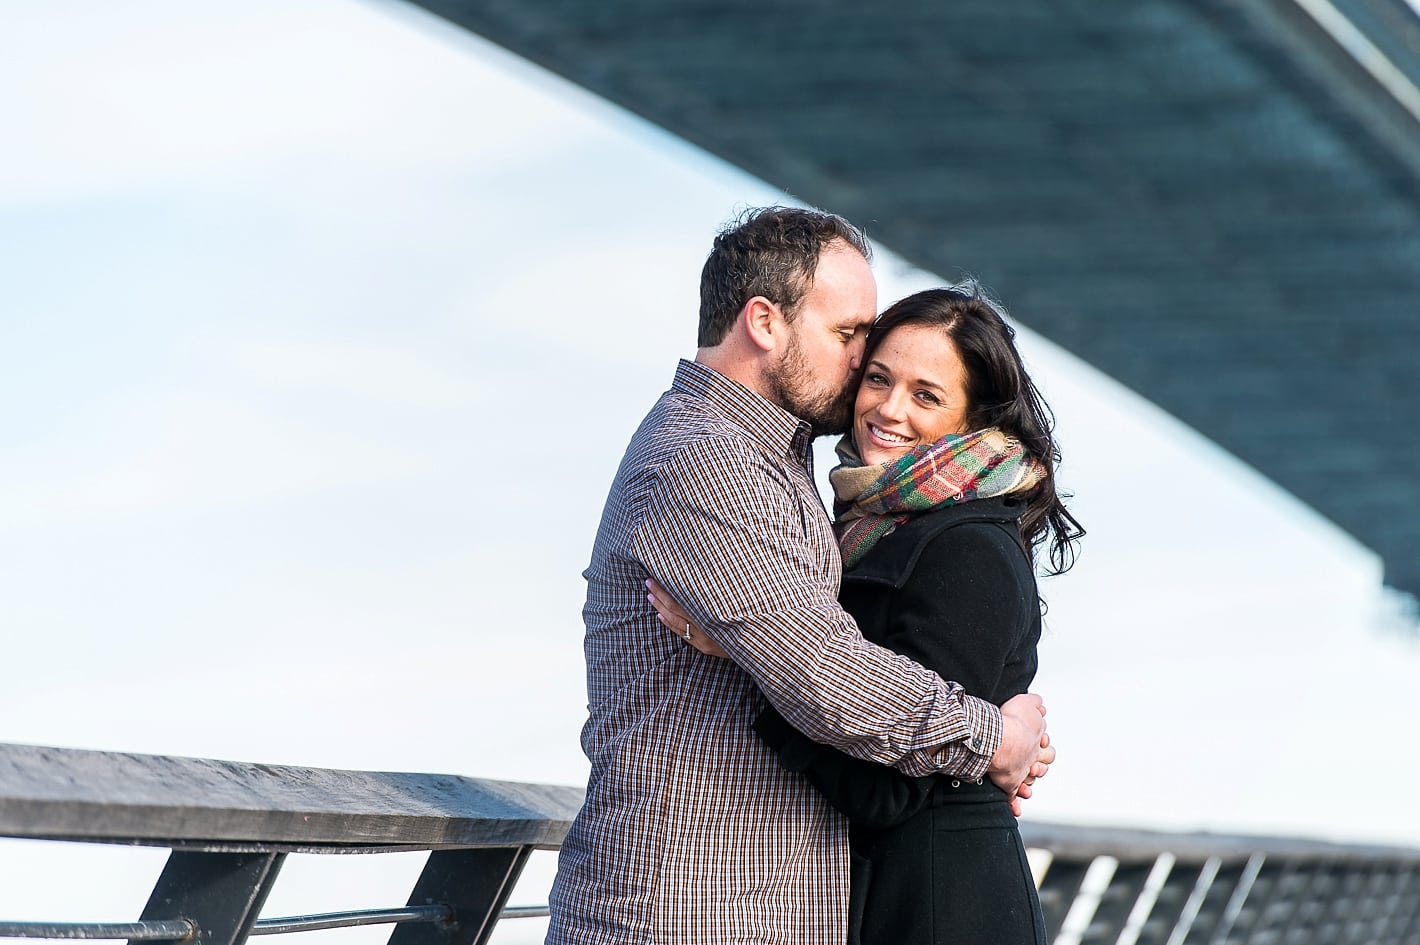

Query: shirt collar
left=673, top=359, right=815, bottom=463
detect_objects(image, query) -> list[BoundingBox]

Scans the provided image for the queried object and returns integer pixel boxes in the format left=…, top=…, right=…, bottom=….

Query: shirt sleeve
left=754, top=706, right=940, bottom=830
left=754, top=521, right=1039, bottom=825
left=629, top=436, right=1001, bottom=779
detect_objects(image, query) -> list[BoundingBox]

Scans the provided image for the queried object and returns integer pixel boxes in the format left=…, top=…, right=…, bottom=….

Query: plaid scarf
left=830, top=427, right=1047, bottom=569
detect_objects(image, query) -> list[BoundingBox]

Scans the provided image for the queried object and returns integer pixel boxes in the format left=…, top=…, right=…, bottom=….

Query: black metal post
left=388, top=847, right=532, bottom=945
left=1134, top=858, right=1201, bottom=945
left=1173, top=857, right=1238, bottom=944
left=1394, top=864, right=1420, bottom=945
left=1080, top=858, right=1151, bottom=944
left=1037, top=855, right=1090, bottom=942
left=1274, top=858, right=1328, bottom=941
left=131, top=852, right=285, bottom=945
left=1215, top=855, right=1280, bottom=945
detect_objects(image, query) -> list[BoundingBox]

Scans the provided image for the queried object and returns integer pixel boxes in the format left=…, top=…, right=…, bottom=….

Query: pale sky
left=2, top=2, right=1418, bottom=942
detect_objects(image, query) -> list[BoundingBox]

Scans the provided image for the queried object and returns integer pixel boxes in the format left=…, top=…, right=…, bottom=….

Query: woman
left=652, top=283, right=1083, bottom=945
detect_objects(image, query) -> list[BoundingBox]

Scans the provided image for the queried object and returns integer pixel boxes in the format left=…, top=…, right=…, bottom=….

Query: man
left=546, top=207, right=1050, bottom=945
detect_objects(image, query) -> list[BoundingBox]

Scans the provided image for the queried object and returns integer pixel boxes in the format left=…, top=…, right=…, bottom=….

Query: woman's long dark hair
left=864, top=282, right=1084, bottom=574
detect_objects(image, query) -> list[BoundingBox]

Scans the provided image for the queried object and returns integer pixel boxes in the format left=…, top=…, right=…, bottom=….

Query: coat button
left=950, top=779, right=961, bottom=788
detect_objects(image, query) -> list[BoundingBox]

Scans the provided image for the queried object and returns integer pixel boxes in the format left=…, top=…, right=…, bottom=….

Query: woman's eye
left=916, top=390, right=940, bottom=405
left=865, top=372, right=887, bottom=385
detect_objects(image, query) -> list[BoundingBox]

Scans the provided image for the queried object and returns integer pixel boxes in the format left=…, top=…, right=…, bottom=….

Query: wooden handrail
left=3, top=741, right=1419, bottom=944
left=0, top=742, right=582, bottom=851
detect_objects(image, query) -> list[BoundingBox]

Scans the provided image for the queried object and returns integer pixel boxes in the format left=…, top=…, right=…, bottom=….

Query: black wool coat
left=756, top=495, right=1047, bottom=945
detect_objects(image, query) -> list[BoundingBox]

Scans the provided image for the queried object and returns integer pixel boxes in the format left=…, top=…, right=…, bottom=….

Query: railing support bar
left=131, top=851, right=285, bottom=945
left=388, top=847, right=533, bottom=945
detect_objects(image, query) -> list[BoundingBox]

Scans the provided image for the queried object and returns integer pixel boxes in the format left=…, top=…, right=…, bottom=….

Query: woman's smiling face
left=853, top=323, right=972, bottom=466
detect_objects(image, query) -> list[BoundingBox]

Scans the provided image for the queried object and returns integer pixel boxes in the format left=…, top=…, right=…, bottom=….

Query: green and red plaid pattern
left=831, top=428, right=1046, bottom=568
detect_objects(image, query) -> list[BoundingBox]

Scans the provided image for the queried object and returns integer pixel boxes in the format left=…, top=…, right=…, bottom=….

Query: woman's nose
left=877, top=386, right=909, bottom=420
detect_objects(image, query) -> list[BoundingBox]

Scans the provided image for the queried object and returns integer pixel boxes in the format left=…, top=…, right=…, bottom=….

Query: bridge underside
left=408, top=0, right=1420, bottom=595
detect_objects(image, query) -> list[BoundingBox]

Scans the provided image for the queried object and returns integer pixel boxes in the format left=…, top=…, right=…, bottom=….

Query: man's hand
left=988, top=693, right=1053, bottom=814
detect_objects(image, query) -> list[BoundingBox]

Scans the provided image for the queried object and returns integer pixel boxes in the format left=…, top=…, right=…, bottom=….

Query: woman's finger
left=645, top=578, right=731, bottom=659
left=646, top=578, right=693, bottom=622
left=649, top=594, right=679, bottom=625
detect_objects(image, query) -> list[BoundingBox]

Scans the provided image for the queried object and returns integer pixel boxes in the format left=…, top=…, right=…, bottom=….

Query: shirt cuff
left=937, top=695, right=1002, bottom=780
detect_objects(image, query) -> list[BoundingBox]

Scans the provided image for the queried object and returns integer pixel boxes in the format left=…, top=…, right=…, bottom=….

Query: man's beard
left=763, top=328, right=858, bottom=437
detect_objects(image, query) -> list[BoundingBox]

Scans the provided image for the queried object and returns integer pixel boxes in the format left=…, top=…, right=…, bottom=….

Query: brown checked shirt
left=546, top=360, right=1003, bottom=945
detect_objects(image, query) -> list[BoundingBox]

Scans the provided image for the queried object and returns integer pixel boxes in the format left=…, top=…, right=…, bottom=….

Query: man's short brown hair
left=697, top=206, right=872, bottom=348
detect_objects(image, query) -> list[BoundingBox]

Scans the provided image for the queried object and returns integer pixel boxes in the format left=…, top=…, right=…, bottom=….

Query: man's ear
left=742, top=297, right=782, bottom=353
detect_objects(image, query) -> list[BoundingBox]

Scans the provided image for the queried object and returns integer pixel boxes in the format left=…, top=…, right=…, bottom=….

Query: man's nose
left=848, top=338, right=867, bottom=372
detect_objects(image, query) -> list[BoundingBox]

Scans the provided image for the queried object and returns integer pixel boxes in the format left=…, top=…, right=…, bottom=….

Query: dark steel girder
left=405, top=0, right=1420, bottom=596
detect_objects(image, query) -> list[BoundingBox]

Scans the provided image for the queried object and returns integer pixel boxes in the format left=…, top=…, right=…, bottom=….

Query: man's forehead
left=815, top=243, right=876, bottom=294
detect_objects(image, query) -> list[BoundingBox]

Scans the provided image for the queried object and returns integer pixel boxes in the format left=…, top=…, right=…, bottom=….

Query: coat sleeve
left=757, top=521, right=1039, bottom=829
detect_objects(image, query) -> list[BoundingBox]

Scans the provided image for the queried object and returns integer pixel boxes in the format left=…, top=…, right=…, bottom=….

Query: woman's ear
left=741, top=296, right=782, bottom=353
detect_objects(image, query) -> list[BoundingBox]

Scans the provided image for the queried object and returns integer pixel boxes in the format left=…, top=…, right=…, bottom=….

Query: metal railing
left=0, top=743, right=581, bottom=945
left=2, top=742, right=1418, bottom=944
left=1021, top=822, right=1420, bottom=944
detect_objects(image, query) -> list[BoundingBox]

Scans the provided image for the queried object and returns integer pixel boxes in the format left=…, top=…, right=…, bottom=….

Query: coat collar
left=841, top=496, right=1028, bottom=589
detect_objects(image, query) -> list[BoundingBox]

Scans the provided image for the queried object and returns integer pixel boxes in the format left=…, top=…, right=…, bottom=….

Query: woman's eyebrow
left=866, top=358, right=946, bottom=392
